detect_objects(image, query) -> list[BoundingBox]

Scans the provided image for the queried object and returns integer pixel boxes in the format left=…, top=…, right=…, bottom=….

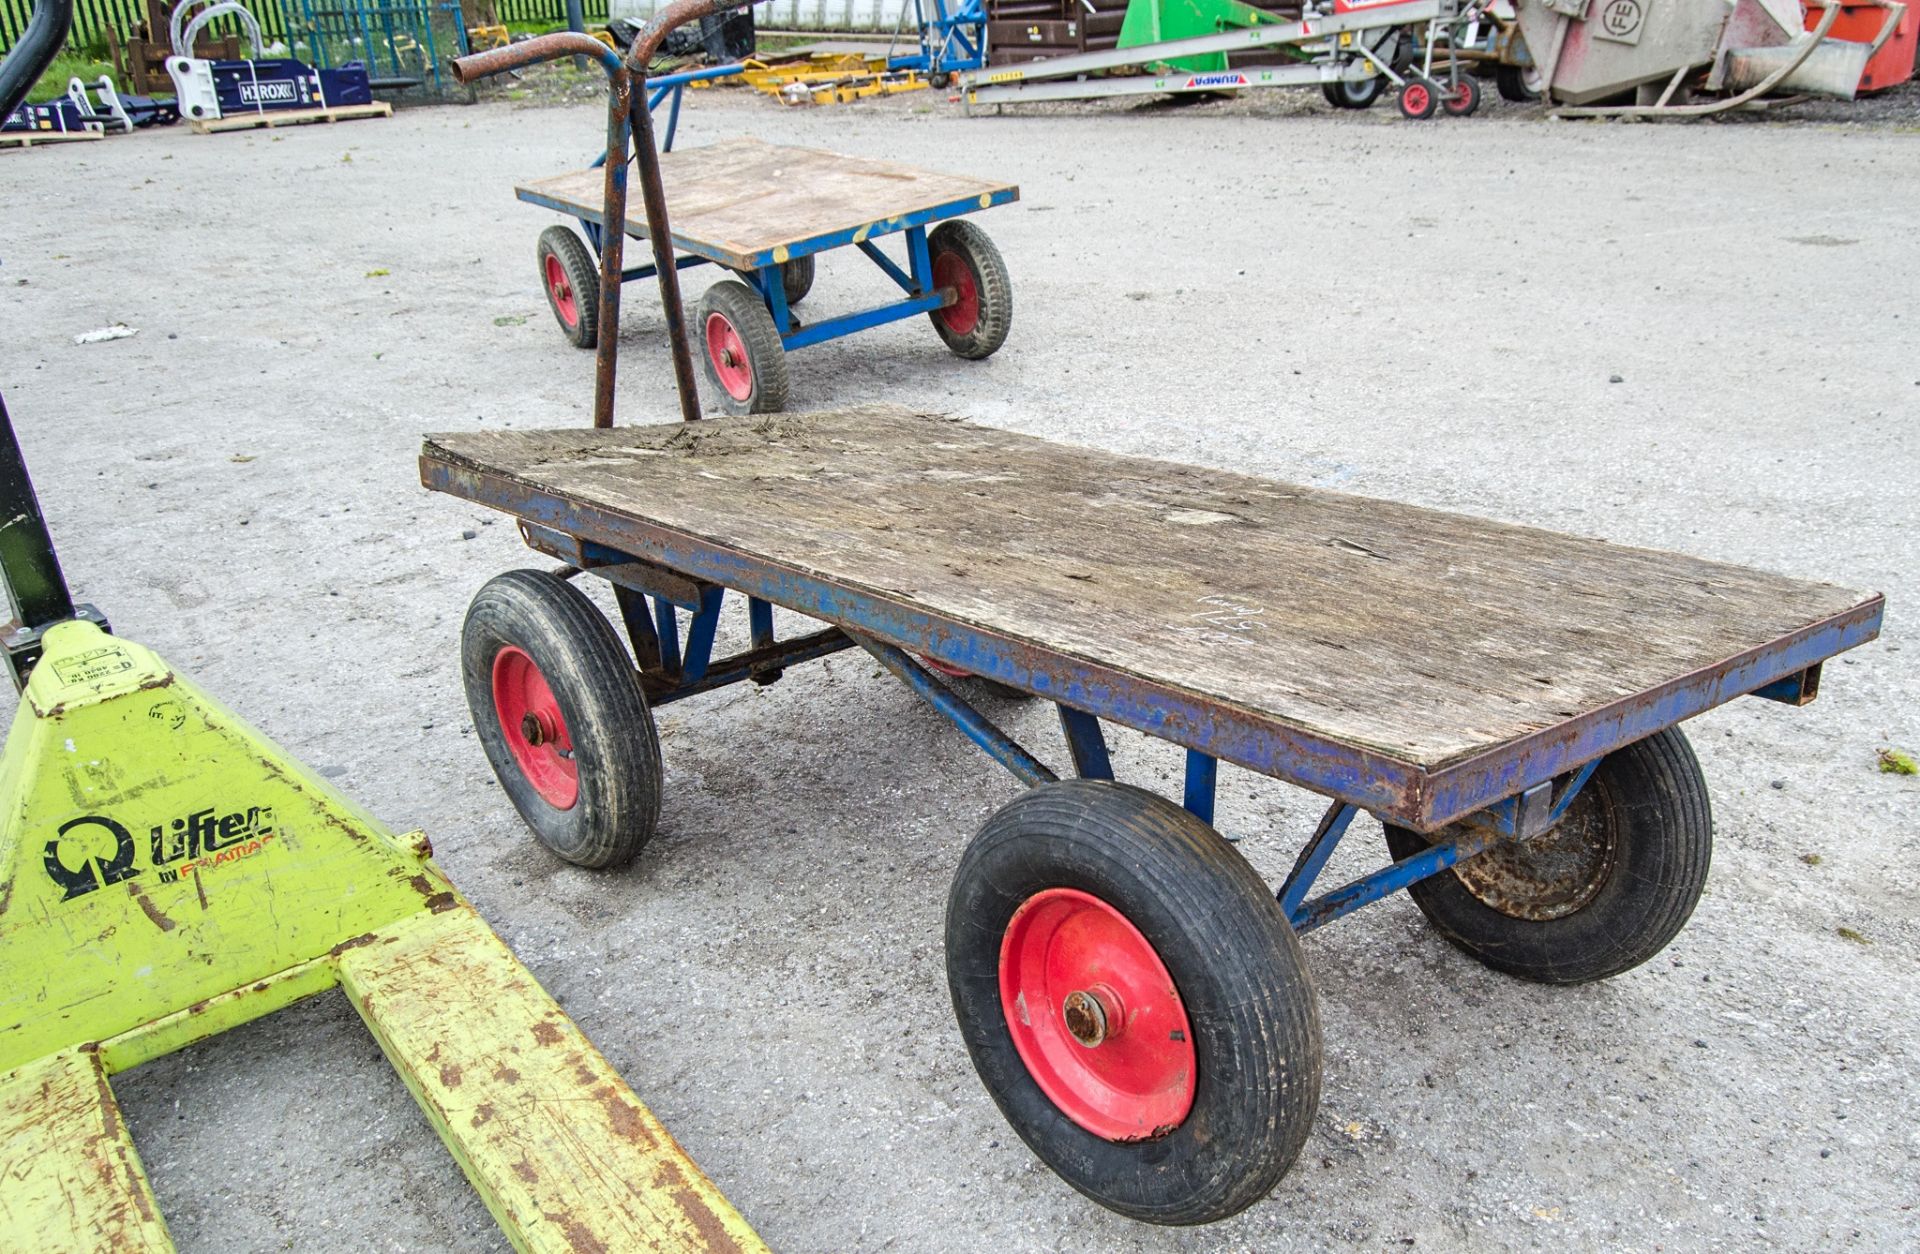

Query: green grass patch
left=1877, top=748, right=1917, bottom=776
left=24, top=51, right=117, bottom=104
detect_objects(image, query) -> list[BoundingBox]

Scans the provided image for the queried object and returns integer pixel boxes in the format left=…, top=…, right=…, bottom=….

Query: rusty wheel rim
left=492, top=645, right=579, bottom=810
left=545, top=252, right=578, bottom=329
left=1451, top=786, right=1616, bottom=921
left=998, top=887, right=1197, bottom=1141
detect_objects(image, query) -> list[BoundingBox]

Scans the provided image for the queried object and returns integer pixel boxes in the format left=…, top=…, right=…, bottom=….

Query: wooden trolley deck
left=515, top=137, right=1019, bottom=270
left=421, top=407, right=1882, bottom=831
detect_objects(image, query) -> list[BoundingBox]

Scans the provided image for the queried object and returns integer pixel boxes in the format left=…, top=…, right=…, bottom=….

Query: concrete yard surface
left=1, top=86, right=1916, bottom=1251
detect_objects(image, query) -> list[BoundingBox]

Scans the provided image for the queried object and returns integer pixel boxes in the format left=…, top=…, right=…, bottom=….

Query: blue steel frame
left=515, top=65, right=1018, bottom=363
left=886, top=0, right=989, bottom=79
left=420, top=471, right=1880, bottom=939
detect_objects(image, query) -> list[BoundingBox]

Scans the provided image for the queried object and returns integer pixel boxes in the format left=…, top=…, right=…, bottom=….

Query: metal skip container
left=1513, top=0, right=1902, bottom=105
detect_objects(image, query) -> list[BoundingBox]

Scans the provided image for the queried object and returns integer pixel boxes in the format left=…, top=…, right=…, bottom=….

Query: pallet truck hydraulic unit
left=438, top=0, right=1881, bottom=1229
left=0, top=5, right=763, bottom=1250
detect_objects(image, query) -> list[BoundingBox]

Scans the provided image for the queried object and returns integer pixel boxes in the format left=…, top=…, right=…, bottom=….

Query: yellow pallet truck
left=0, top=5, right=764, bottom=1251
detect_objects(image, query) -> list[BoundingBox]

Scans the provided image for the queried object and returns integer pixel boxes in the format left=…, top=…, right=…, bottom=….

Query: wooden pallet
left=0, top=128, right=105, bottom=148
left=188, top=99, right=391, bottom=134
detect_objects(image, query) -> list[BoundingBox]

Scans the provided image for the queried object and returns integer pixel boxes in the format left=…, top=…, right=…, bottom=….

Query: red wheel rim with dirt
left=491, top=645, right=579, bottom=809
left=1403, top=84, right=1430, bottom=114
left=999, top=887, right=1197, bottom=1141
left=704, top=311, right=754, bottom=401
left=545, top=253, right=578, bottom=329
left=933, top=251, right=980, bottom=337
left=1449, top=82, right=1474, bottom=112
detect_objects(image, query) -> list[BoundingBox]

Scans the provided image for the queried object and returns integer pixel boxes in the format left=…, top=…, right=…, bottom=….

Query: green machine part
left=1115, top=0, right=1288, bottom=73
left=0, top=620, right=765, bottom=1253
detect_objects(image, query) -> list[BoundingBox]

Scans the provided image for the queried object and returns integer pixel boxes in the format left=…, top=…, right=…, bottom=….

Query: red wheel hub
left=1403, top=84, right=1430, bottom=114
left=933, top=251, right=979, bottom=336
left=921, top=655, right=973, bottom=679
left=491, top=645, right=579, bottom=809
left=999, top=888, right=1196, bottom=1141
left=1450, top=82, right=1473, bottom=110
left=704, top=311, right=754, bottom=401
left=545, top=253, right=578, bottom=329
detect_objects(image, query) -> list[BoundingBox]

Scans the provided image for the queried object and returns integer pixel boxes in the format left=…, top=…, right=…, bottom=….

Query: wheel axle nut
left=520, top=712, right=545, bottom=746
left=1062, top=985, right=1123, bottom=1048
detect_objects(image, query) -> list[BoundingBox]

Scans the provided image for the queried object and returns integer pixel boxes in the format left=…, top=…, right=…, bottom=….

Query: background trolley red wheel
left=946, top=780, right=1321, bottom=1225
left=461, top=569, right=663, bottom=868
left=535, top=225, right=600, bottom=349
left=1398, top=80, right=1436, bottom=119
left=696, top=279, right=790, bottom=415
left=927, top=220, right=1013, bottom=360
left=1443, top=75, right=1482, bottom=117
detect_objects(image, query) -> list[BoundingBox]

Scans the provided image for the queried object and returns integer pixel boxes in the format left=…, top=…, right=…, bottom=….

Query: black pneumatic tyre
left=1322, top=76, right=1385, bottom=109
left=927, top=219, right=1013, bottom=360
left=1442, top=74, right=1482, bottom=117
left=536, top=224, right=600, bottom=349
left=462, top=570, right=663, bottom=869
left=947, top=781, right=1322, bottom=1225
left=1496, top=62, right=1542, bottom=102
left=695, top=279, right=790, bottom=414
left=1384, top=727, right=1713, bottom=985
left=741, top=256, right=815, bottom=306
left=780, top=254, right=815, bottom=306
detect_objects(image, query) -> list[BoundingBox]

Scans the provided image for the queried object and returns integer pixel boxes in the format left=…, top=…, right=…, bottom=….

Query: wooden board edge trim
left=1416, top=595, right=1886, bottom=828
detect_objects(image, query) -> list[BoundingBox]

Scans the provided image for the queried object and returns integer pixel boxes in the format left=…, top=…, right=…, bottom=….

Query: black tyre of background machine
left=1322, top=74, right=1384, bottom=109
left=1384, top=726, right=1713, bottom=985
left=946, top=780, right=1322, bottom=1225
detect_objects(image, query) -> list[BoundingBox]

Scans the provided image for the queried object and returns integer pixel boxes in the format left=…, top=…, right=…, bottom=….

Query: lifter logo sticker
left=151, top=805, right=278, bottom=882
left=43, top=804, right=278, bottom=900
left=43, top=815, right=141, bottom=901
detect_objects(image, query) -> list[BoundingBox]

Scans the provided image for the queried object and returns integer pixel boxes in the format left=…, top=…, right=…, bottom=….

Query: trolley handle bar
left=448, top=32, right=622, bottom=83
left=448, top=2, right=773, bottom=431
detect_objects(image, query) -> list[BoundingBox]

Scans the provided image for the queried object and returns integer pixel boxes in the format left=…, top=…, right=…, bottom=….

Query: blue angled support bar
left=857, top=636, right=1057, bottom=787
left=1057, top=707, right=1113, bottom=779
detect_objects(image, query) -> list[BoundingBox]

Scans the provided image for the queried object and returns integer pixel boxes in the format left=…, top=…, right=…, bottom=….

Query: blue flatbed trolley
left=420, top=409, right=1882, bottom=1227
left=441, top=10, right=1884, bottom=1230
left=519, top=133, right=1018, bottom=415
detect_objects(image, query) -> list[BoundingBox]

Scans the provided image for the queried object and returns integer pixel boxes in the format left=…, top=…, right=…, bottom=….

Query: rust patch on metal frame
left=127, top=883, right=176, bottom=933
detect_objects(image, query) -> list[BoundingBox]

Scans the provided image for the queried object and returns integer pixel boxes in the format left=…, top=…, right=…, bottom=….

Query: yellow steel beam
left=342, top=908, right=765, bottom=1254
left=0, top=621, right=761, bottom=1252
left=0, top=1051, right=171, bottom=1252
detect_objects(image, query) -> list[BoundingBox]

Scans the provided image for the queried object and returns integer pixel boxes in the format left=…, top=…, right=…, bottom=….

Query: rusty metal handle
left=451, top=33, right=637, bottom=428
left=623, top=0, right=750, bottom=68
left=624, top=1, right=778, bottom=427
left=449, top=32, right=623, bottom=82
left=447, top=4, right=775, bottom=429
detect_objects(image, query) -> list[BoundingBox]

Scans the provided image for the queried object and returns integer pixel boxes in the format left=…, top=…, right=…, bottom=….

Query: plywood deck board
left=517, top=138, right=1016, bottom=268
left=421, top=408, right=1877, bottom=773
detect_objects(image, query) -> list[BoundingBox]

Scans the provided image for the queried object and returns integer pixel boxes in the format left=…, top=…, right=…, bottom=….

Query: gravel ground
left=2, top=80, right=1916, bottom=1253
